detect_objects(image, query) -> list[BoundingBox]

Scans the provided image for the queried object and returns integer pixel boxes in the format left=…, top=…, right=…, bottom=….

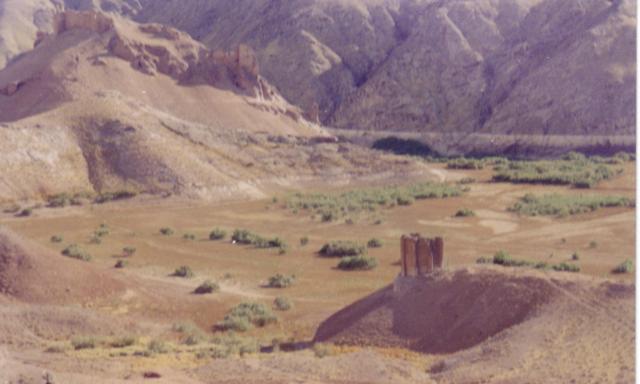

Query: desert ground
left=0, top=161, right=634, bottom=383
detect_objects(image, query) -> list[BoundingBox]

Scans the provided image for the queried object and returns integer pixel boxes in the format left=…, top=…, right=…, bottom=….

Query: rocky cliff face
left=132, top=0, right=635, bottom=137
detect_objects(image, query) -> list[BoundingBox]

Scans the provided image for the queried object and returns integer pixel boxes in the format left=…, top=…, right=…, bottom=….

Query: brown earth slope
left=314, top=266, right=635, bottom=383
left=0, top=10, right=428, bottom=202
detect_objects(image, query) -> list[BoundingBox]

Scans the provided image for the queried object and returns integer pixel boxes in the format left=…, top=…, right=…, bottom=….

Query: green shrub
left=71, top=337, right=96, bottom=350
left=183, top=233, right=196, bottom=241
left=510, top=193, right=634, bottom=217
left=571, top=252, right=580, bottom=261
left=114, top=260, right=128, bottom=269
left=47, top=193, right=70, bottom=208
left=367, top=238, right=383, bottom=248
left=589, top=241, right=598, bottom=249
left=173, top=265, right=194, bottom=278
left=319, top=241, right=366, bottom=257
left=447, top=158, right=485, bottom=170
left=160, top=227, right=174, bottom=236
left=552, top=263, right=580, bottom=273
left=231, top=229, right=255, bottom=244
left=209, top=228, right=227, bottom=240
left=216, top=302, right=277, bottom=332
left=299, top=236, right=309, bottom=246
left=457, top=177, right=476, bottom=185
left=231, top=229, right=286, bottom=249
left=111, top=336, right=136, bottom=348
left=337, top=256, right=378, bottom=270
left=147, top=339, right=169, bottom=354
left=122, top=246, right=136, bottom=257
left=273, top=296, right=292, bottom=311
left=61, top=244, right=92, bottom=261
left=50, top=235, right=63, bottom=243
left=454, top=208, right=475, bottom=217
left=194, top=279, right=220, bottom=294
left=94, top=190, right=137, bottom=204
left=612, top=259, right=634, bottom=274
left=267, top=274, right=295, bottom=288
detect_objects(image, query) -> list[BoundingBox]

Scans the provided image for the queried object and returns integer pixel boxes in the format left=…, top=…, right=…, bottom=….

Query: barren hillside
left=0, top=10, right=427, bottom=202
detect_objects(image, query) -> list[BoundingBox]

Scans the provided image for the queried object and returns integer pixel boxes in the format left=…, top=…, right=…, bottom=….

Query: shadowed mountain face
left=1, top=0, right=634, bottom=138
left=130, top=0, right=636, bottom=137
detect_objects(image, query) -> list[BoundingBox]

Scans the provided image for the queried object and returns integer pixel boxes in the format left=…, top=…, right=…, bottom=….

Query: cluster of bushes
left=50, top=235, right=63, bottom=243
left=46, top=192, right=89, bottom=208
left=94, top=190, right=137, bottom=204
left=367, top=238, right=383, bottom=248
left=173, top=265, right=194, bottom=278
left=337, top=256, right=378, bottom=271
left=267, top=273, right=296, bottom=288
left=216, top=302, right=277, bottom=332
left=283, top=182, right=462, bottom=222
left=61, top=244, right=92, bottom=262
left=492, top=153, right=624, bottom=188
left=160, top=227, right=174, bottom=236
left=231, top=229, right=287, bottom=250
left=319, top=241, right=366, bottom=257
left=454, top=208, right=476, bottom=217
left=477, top=250, right=580, bottom=272
left=510, top=193, right=634, bottom=217
left=194, top=280, right=220, bottom=294
left=612, top=259, right=634, bottom=274
left=209, top=228, right=227, bottom=240
left=273, top=296, right=292, bottom=311
left=447, top=157, right=508, bottom=170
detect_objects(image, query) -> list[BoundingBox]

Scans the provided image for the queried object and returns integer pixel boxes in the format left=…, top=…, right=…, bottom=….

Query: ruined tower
left=399, top=234, right=444, bottom=277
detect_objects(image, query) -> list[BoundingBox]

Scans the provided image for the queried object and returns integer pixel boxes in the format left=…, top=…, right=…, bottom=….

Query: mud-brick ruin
left=400, top=234, right=444, bottom=276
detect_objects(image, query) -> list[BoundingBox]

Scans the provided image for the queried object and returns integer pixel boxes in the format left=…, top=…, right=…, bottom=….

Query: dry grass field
left=0, top=161, right=634, bottom=383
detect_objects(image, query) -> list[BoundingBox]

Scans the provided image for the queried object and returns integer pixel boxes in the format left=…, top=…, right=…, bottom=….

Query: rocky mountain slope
left=0, top=0, right=635, bottom=155
left=0, top=10, right=426, bottom=202
left=132, top=0, right=635, bottom=138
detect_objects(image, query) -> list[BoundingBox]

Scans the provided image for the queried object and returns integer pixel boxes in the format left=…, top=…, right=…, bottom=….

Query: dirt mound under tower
left=313, top=267, right=609, bottom=354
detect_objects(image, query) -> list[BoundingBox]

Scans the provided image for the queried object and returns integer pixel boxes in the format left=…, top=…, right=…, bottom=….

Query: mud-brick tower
left=400, top=234, right=444, bottom=277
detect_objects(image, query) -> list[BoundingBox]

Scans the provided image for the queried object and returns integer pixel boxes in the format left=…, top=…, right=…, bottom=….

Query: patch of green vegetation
left=147, top=339, right=169, bottom=354
left=273, top=296, right=292, bottom=311
left=612, top=259, right=634, bottom=274
left=114, top=260, right=128, bottom=269
left=61, top=244, right=92, bottom=261
left=337, top=256, right=378, bottom=271
left=367, top=238, right=383, bottom=248
left=194, top=279, right=220, bottom=294
left=456, top=177, right=476, bottom=185
left=110, top=336, right=137, bottom=348
left=267, top=274, right=296, bottom=288
left=283, top=182, right=463, bottom=222
left=454, top=208, right=475, bottom=217
left=477, top=251, right=580, bottom=272
left=173, top=265, right=194, bottom=278
left=231, top=229, right=287, bottom=249
left=50, top=235, right=63, bottom=243
left=299, top=236, right=309, bottom=246
left=209, top=228, right=227, bottom=240
left=552, top=263, right=581, bottom=273
left=160, top=227, right=174, bottom=236
left=492, top=153, right=625, bottom=188
left=509, top=193, right=634, bottom=217
left=122, top=246, right=136, bottom=257
left=183, top=233, right=196, bottom=241
left=319, top=241, right=366, bottom=257
left=216, top=302, right=277, bottom=332
left=208, top=334, right=259, bottom=358
left=94, top=190, right=137, bottom=204
left=71, top=337, right=96, bottom=350
left=447, top=158, right=485, bottom=170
